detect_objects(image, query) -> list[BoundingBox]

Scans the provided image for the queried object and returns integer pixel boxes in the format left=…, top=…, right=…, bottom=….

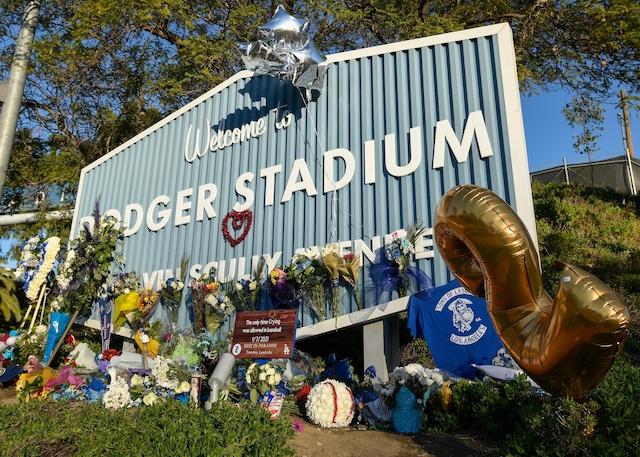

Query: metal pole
left=621, top=90, right=634, bottom=159
left=563, top=157, right=570, bottom=184
left=618, top=111, right=637, bottom=195
left=626, top=150, right=637, bottom=196
left=0, top=0, right=41, bottom=202
left=618, top=113, right=627, bottom=153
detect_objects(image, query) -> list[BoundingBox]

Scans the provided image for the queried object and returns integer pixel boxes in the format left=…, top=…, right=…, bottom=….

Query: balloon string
left=296, top=88, right=384, bottom=244
left=298, top=87, right=338, bottom=244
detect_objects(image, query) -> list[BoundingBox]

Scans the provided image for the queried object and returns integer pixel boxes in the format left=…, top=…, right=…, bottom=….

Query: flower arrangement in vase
left=382, top=363, right=444, bottom=408
left=381, top=363, right=444, bottom=433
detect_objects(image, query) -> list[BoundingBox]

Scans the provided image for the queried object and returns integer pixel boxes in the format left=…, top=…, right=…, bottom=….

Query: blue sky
left=521, top=91, right=638, bottom=172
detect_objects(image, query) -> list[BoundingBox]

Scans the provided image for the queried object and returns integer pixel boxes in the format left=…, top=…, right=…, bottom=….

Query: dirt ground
left=286, top=414, right=492, bottom=457
left=0, top=387, right=492, bottom=457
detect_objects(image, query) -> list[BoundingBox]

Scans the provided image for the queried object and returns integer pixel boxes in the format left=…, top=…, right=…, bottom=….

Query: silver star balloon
left=237, top=5, right=327, bottom=94
left=259, top=5, right=309, bottom=50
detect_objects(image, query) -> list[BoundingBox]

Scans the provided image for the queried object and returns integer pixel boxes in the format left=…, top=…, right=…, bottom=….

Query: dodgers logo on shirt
left=407, top=279, right=507, bottom=378
left=434, top=287, right=488, bottom=346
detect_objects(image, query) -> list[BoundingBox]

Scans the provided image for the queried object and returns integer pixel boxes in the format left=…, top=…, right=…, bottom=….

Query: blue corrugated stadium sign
left=72, top=23, right=535, bottom=336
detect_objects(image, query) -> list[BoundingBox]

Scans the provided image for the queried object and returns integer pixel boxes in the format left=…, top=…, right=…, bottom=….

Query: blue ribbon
left=366, top=264, right=434, bottom=307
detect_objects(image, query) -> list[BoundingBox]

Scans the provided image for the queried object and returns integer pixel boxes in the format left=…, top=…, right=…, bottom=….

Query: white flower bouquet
left=382, top=363, right=444, bottom=408
left=245, top=362, right=282, bottom=403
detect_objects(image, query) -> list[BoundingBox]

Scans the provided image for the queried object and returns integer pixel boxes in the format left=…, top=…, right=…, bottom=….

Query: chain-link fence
left=530, top=154, right=639, bottom=196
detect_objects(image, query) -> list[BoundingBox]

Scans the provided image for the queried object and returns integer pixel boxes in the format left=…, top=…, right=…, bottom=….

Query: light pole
left=0, top=0, right=42, bottom=203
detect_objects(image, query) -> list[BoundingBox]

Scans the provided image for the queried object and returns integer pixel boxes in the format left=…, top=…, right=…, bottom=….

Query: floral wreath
left=305, top=379, right=355, bottom=428
left=221, top=209, right=253, bottom=246
left=24, top=236, right=61, bottom=301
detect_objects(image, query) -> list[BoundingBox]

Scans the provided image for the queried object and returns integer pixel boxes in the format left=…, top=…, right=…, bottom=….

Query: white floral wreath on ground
left=305, top=379, right=355, bottom=428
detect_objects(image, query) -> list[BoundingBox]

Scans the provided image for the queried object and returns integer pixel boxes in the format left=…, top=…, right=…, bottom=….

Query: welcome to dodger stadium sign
left=72, top=23, right=534, bottom=331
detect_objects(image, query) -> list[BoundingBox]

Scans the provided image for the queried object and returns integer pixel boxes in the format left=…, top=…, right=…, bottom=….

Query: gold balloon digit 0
left=434, top=184, right=630, bottom=399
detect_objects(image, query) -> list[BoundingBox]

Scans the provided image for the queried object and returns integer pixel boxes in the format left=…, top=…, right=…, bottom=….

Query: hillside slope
left=533, top=181, right=640, bottom=360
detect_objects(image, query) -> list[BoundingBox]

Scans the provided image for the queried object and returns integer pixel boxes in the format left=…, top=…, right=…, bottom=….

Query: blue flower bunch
left=161, top=277, right=184, bottom=303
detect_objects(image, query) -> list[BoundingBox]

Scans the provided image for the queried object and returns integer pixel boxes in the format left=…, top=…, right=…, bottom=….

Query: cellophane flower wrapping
left=135, top=288, right=160, bottom=326
left=161, top=277, right=184, bottom=325
left=384, top=223, right=429, bottom=298
left=227, top=259, right=266, bottom=311
left=196, top=330, right=234, bottom=375
left=287, top=250, right=328, bottom=320
left=322, top=244, right=342, bottom=322
left=338, top=253, right=362, bottom=310
left=190, top=274, right=215, bottom=332
left=204, top=292, right=234, bottom=334
left=227, top=278, right=261, bottom=311
left=266, top=267, right=302, bottom=309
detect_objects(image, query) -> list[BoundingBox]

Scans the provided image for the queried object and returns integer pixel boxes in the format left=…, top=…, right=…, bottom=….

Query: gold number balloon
left=434, top=184, right=630, bottom=398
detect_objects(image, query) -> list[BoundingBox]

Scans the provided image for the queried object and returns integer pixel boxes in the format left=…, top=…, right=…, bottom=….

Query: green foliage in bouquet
left=226, top=257, right=266, bottom=312
left=286, top=251, right=328, bottom=320
left=13, top=324, right=48, bottom=365
left=53, top=202, right=125, bottom=314
left=244, top=362, right=282, bottom=404
left=0, top=266, right=21, bottom=322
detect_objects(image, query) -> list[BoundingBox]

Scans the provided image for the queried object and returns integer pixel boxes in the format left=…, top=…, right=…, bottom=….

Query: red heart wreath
left=222, top=209, right=253, bottom=246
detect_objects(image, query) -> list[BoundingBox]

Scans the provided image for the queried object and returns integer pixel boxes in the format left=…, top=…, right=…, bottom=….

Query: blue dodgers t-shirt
left=407, top=279, right=507, bottom=379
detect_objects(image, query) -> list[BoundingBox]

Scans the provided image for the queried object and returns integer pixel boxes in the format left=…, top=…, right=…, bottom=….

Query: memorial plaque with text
left=231, top=309, right=297, bottom=359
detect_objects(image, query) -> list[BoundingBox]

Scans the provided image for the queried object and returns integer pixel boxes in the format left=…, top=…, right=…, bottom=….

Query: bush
left=532, top=181, right=640, bottom=360
left=425, top=374, right=543, bottom=440
left=0, top=399, right=295, bottom=457
left=424, top=359, right=640, bottom=456
left=505, top=397, right=600, bottom=456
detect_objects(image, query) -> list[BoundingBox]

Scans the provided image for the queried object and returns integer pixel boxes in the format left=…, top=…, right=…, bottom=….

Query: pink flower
left=292, top=418, right=305, bottom=433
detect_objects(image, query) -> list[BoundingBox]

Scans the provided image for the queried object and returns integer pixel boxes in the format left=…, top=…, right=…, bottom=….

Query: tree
left=0, top=0, right=638, bottom=261
left=563, top=94, right=606, bottom=159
